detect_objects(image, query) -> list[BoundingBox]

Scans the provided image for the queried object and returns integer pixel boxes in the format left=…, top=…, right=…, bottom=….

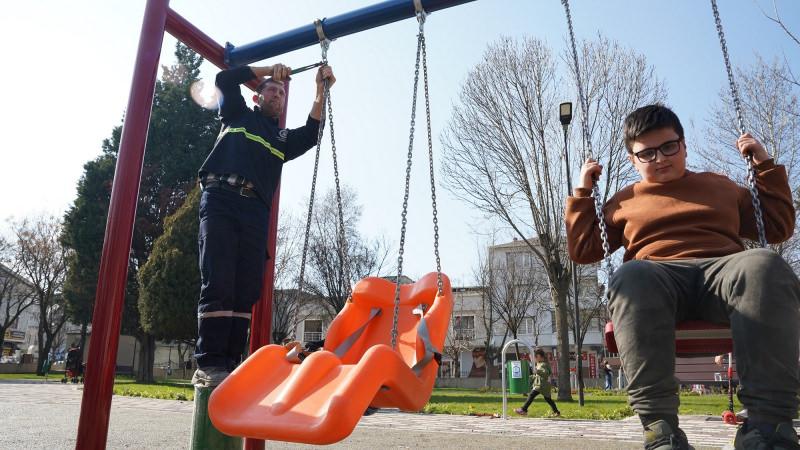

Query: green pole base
left=190, top=385, right=243, bottom=450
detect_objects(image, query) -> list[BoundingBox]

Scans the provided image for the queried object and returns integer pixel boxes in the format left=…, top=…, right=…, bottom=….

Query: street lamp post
left=559, top=102, right=584, bottom=406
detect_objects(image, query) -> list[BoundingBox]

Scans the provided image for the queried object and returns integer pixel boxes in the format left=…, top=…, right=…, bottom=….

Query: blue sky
left=1, top=0, right=798, bottom=285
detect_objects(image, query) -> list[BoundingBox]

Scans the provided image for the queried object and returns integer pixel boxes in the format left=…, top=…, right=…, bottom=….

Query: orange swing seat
left=208, top=272, right=453, bottom=445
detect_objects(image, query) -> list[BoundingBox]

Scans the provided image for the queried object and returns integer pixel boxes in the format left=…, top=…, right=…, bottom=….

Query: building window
left=453, top=315, right=475, bottom=340
left=519, top=317, right=535, bottom=335
left=303, top=319, right=324, bottom=342
left=550, top=311, right=557, bottom=332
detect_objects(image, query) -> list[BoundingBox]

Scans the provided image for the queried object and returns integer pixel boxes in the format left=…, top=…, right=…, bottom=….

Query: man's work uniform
left=195, top=66, right=320, bottom=370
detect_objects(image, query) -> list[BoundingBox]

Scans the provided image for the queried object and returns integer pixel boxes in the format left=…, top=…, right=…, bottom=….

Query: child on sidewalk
left=515, top=349, right=561, bottom=417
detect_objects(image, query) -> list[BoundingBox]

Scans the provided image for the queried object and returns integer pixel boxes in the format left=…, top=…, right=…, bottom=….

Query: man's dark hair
left=256, top=77, right=284, bottom=94
left=534, top=348, right=546, bottom=359
left=623, top=104, right=684, bottom=152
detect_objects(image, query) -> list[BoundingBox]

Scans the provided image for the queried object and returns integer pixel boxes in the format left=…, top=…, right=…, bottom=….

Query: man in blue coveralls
left=192, top=63, right=335, bottom=387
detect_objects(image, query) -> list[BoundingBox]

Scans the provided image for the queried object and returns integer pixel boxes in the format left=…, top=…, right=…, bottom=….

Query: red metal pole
left=243, top=78, right=290, bottom=450
left=165, top=8, right=260, bottom=92
left=75, top=0, right=169, bottom=449
left=165, top=8, right=225, bottom=68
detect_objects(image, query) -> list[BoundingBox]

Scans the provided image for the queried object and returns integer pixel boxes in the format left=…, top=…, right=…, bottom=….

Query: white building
left=440, top=238, right=607, bottom=386
left=0, top=263, right=38, bottom=363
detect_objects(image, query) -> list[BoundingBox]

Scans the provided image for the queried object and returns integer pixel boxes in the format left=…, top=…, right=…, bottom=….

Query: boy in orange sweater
left=565, top=104, right=799, bottom=450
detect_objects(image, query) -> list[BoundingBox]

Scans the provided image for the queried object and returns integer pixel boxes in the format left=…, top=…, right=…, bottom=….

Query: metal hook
left=413, top=0, right=426, bottom=30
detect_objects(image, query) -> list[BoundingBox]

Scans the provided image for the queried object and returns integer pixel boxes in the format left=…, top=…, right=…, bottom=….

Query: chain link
left=710, top=0, right=767, bottom=248
left=391, top=14, right=425, bottom=350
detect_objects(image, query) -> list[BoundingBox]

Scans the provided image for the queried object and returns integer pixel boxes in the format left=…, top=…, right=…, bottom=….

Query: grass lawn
left=0, top=373, right=63, bottom=381
left=425, top=388, right=742, bottom=419
left=0, top=373, right=742, bottom=419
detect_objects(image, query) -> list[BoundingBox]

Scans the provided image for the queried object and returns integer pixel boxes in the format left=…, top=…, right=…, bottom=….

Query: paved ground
left=1, top=380, right=797, bottom=449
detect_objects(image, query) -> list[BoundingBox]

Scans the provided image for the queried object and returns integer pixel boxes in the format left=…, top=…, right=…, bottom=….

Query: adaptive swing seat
left=208, top=272, right=453, bottom=445
left=605, top=320, right=732, bottom=357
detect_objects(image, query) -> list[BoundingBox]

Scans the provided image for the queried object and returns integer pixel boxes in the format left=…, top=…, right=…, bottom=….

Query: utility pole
left=559, top=102, right=584, bottom=406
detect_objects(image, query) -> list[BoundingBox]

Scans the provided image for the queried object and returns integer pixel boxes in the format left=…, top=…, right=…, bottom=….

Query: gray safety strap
left=333, top=307, right=382, bottom=358
left=410, top=304, right=442, bottom=376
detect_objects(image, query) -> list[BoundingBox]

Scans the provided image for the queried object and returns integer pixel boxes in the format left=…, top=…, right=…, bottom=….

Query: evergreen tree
left=138, top=187, right=200, bottom=343
left=61, top=43, right=218, bottom=381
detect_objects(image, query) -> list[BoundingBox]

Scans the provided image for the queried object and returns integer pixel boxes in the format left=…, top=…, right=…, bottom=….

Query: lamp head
left=559, top=102, right=573, bottom=126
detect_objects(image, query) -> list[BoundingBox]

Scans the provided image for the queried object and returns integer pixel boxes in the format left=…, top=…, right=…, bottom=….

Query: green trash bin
left=506, top=359, right=531, bottom=394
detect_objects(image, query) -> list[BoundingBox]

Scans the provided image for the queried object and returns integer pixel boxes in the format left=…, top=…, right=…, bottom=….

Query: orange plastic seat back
left=324, top=272, right=452, bottom=376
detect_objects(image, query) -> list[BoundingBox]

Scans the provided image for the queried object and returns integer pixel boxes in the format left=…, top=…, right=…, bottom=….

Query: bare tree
left=304, top=186, right=391, bottom=317
left=441, top=36, right=665, bottom=400
left=566, top=264, right=606, bottom=355
left=757, top=0, right=800, bottom=89
left=12, top=216, right=69, bottom=375
left=490, top=249, right=551, bottom=348
left=698, top=56, right=800, bottom=268
left=0, top=237, right=35, bottom=354
left=473, top=244, right=505, bottom=387
left=271, top=211, right=303, bottom=343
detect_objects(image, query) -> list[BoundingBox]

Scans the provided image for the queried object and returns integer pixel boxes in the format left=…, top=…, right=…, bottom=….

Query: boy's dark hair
left=534, top=348, right=546, bottom=359
left=623, top=103, right=684, bottom=152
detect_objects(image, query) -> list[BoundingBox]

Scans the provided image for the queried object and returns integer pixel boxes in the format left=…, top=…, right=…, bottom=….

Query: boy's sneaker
left=514, top=408, right=527, bottom=416
left=733, top=421, right=800, bottom=450
left=191, top=367, right=229, bottom=388
left=643, top=419, right=694, bottom=450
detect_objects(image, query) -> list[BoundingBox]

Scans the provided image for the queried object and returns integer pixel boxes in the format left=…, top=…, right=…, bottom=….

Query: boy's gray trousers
left=608, top=249, right=800, bottom=424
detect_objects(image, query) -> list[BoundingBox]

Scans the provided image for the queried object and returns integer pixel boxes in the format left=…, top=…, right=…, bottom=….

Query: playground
left=1, top=0, right=799, bottom=448
left=0, top=380, right=783, bottom=449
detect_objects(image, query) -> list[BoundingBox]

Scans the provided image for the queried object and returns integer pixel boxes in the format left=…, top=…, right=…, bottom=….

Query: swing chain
left=563, top=0, right=612, bottom=266
left=318, top=38, right=353, bottom=300
left=561, top=0, right=593, bottom=161
left=420, top=16, right=443, bottom=296
left=296, top=38, right=351, bottom=333
left=326, top=77, right=353, bottom=298
left=710, top=0, right=767, bottom=248
left=296, top=75, right=326, bottom=318
left=391, top=16, right=426, bottom=350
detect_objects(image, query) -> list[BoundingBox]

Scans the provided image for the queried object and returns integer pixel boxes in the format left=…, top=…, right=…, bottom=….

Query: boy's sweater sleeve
left=565, top=188, right=623, bottom=264
left=738, top=159, right=796, bottom=243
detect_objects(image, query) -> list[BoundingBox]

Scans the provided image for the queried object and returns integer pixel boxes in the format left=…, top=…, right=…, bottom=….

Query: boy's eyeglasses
left=631, top=139, right=682, bottom=163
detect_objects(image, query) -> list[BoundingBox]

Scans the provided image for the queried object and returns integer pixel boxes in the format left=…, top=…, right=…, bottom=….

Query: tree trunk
left=36, top=326, right=46, bottom=375
left=553, top=278, right=573, bottom=401
left=37, top=340, right=52, bottom=376
left=78, top=322, right=88, bottom=364
left=136, top=334, right=156, bottom=383
left=0, top=325, right=6, bottom=353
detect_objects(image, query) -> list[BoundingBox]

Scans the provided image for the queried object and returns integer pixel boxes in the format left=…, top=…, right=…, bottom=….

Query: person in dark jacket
left=192, top=63, right=335, bottom=387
